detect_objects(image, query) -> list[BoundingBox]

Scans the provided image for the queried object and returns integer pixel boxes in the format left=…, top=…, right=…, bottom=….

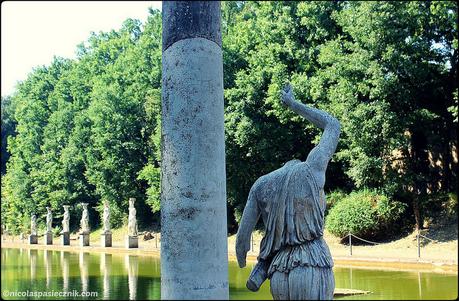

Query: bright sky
left=1, top=1, right=162, bottom=97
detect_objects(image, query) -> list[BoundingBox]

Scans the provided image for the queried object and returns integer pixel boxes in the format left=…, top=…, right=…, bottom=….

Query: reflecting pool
left=1, top=248, right=457, bottom=300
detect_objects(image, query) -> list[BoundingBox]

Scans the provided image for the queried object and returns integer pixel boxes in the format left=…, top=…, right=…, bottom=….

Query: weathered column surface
left=160, top=1, right=228, bottom=300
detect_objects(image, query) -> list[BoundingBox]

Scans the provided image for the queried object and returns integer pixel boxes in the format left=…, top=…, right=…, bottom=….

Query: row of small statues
left=28, top=198, right=138, bottom=248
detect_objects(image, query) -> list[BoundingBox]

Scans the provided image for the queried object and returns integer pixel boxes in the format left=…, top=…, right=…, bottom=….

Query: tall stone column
left=161, top=1, right=229, bottom=299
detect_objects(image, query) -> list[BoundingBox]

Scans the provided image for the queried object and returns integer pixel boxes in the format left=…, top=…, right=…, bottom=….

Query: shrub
left=445, top=193, right=458, bottom=216
left=325, top=189, right=406, bottom=239
left=325, top=189, right=347, bottom=216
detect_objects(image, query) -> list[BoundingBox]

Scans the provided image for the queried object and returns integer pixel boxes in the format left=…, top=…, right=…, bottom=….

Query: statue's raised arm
left=281, top=84, right=341, bottom=188
left=236, top=83, right=340, bottom=299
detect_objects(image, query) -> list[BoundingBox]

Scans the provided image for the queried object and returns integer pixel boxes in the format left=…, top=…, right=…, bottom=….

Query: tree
left=1, top=3, right=456, bottom=234
left=1, top=96, right=16, bottom=175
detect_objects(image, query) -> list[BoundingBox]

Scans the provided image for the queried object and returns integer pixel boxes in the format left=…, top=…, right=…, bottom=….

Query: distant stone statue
left=62, top=206, right=70, bottom=233
left=45, top=207, right=53, bottom=245
left=80, top=203, right=90, bottom=234
left=46, top=207, right=53, bottom=233
left=128, top=198, right=138, bottom=237
left=30, top=214, right=37, bottom=235
left=103, top=200, right=111, bottom=234
left=236, top=84, right=340, bottom=300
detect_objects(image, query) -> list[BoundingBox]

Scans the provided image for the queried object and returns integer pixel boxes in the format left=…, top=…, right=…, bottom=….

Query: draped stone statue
left=80, top=203, right=90, bottom=234
left=30, top=214, right=37, bottom=236
left=128, top=198, right=138, bottom=237
left=46, top=207, right=53, bottom=233
left=236, top=84, right=341, bottom=300
left=45, top=207, right=53, bottom=245
left=62, top=206, right=70, bottom=233
left=101, top=200, right=112, bottom=247
left=103, top=200, right=111, bottom=234
left=61, top=205, right=71, bottom=245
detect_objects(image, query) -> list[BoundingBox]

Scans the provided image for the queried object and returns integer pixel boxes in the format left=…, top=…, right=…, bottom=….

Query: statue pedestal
left=126, top=235, right=138, bottom=248
left=45, top=232, right=53, bottom=245
left=80, top=233, right=90, bottom=247
left=61, top=232, right=70, bottom=245
left=28, top=234, right=38, bottom=244
left=101, top=232, right=112, bottom=247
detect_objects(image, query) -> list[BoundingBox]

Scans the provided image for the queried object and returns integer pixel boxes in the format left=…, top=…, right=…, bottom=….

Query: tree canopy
left=1, top=2, right=457, bottom=234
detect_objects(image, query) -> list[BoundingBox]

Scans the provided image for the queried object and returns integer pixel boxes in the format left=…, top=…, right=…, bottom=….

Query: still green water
left=1, top=248, right=457, bottom=300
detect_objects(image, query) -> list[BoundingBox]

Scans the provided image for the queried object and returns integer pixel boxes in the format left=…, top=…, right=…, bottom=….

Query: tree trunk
left=413, top=197, right=422, bottom=231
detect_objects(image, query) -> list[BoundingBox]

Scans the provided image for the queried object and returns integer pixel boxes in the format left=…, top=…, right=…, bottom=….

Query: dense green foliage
left=1, top=96, right=16, bottom=175
left=1, top=12, right=162, bottom=232
left=1, top=2, right=457, bottom=236
left=325, top=190, right=406, bottom=239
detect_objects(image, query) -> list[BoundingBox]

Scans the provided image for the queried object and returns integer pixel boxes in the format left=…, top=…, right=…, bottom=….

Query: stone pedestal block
left=28, top=234, right=38, bottom=244
left=45, top=232, right=53, bottom=245
left=126, top=236, right=138, bottom=248
left=80, top=233, right=90, bottom=247
left=61, top=232, right=70, bottom=245
left=101, top=232, right=112, bottom=247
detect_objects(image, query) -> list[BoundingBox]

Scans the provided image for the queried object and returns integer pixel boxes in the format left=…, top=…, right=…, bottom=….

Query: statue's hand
left=280, top=83, right=295, bottom=107
left=236, top=240, right=249, bottom=268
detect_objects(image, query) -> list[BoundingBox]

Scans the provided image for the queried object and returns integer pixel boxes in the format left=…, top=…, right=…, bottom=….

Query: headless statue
left=236, top=84, right=341, bottom=300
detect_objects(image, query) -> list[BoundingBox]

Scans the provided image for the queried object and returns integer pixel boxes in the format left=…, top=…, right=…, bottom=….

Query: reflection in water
left=79, top=252, right=89, bottom=293
left=418, top=271, right=422, bottom=299
left=61, top=251, right=70, bottom=292
left=125, top=255, right=139, bottom=300
left=1, top=249, right=5, bottom=267
left=349, top=267, right=353, bottom=289
left=29, top=249, right=37, bottom=280
left=1, top=248, right=457, bottom=300
left=100, top=253, right=112, bottom=300
left=44, top=250, right=52, bottom=288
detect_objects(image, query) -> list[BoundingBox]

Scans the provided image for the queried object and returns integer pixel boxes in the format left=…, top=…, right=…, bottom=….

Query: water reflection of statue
left=44, top=250, right=52, bottom=288
left=29, top=249, right=37, bottom=280
left=128, top=198, right=138, bottom=236
left=103, top=200, right=111, bottom=234
left=80, top=203, right=90, bottom=234
left=62, top=206, right=70, bottom=233
left=46, top=207, right=53, bottom=233
left=101, top=253, right=112, bottom=299
left=126, top=255, right=139, bottom=300
left=80, top=252, right=89, bottom=293
left=236, top=84, right=340, bottom=300
left=31, top=214, right=37, bottom=235
left=61, top=251, right=69, bottom=292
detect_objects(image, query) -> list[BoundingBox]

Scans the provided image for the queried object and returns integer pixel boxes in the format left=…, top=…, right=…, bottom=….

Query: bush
left=325, top=189, right=406, bottom=239
left=325, top=189, right=347, bottom=216
left=445, top=193, right=458, bottom=216
left=423, top=191, right=458, bottom=219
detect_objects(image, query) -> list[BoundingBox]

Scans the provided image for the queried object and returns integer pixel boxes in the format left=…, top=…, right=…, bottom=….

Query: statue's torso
left=253, top=161, right=333, bottom=277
